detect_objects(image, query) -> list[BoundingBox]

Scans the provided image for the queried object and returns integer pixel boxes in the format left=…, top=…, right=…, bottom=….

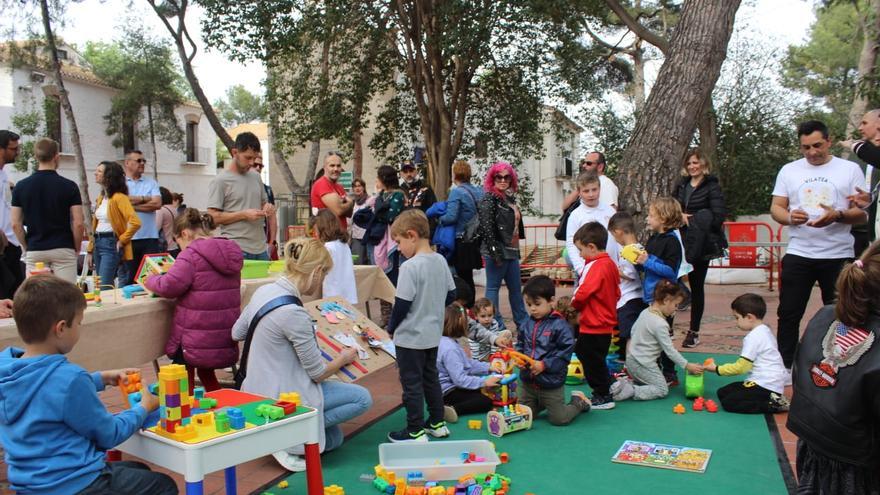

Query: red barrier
left=520, top=224, right=574, bottom=283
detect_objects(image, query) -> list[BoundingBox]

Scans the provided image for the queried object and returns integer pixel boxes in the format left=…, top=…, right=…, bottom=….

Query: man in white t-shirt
left=565, top=170, right=616, bottom=281
left=562, top=151, right=619, bottom=212
left=770, top=120, right=867, bottom=374
left=0, top=130, right=23, bottom=298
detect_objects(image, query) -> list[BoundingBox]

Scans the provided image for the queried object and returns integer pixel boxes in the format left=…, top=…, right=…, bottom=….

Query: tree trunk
left=267, top=118, right=304, bottom=194
left=844, top=0, right=880, bottom=147
left=307, top=140, right=320, bottom=188
left=617, top=0, right=741, bottom=230
left=351, top=121, right=363, bottom=179
left=40, top=0, right=92, bottom=227
left=631, top=42, right=646, bottom=113
left=147, top=103, right=159, bottom=180
left=697, top=92, right=719, bottom=169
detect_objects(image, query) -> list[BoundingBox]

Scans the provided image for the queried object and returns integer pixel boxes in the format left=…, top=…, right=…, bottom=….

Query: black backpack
left=554, top=201, right=580, bottom=241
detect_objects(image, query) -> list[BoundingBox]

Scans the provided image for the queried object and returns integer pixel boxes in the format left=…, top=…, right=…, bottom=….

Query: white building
left=0, top=42, right=218, bottom=209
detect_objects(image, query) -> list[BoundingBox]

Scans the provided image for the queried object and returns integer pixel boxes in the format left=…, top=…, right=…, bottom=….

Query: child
left=787, top=243, right=880, bottom=494
left=570, top=222, right=621, bottom=409
left=517, top=275, right=591, bottom=425
left=608, top=212, right=648, bottom=362
left=704, top=293, right=789, bottom=413
left=565, top=170, right=616, bottom=279
left=612, top=281, right=702, bottom=401
left=0, top=276, right=176, bottom=494
left=438, top=304, right=501, bottom=423
left=311, top=209, right=357, bottom=305
left=144, top=208, right=243, bottom=395
left=386, top=209, right=457, bottom=442
left=635, top=197, right=683, bottom=384
left=468, top=298, right=513, bottom=361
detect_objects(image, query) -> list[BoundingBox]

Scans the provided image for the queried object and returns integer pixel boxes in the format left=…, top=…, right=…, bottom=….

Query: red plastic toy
left=705, top=399, right=718, bottom=413
left=692, top=397, right=704, bottom=411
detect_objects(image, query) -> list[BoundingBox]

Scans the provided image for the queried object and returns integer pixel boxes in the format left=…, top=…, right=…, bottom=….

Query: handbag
left=554, top=201, right=580, bottom=241
left=234, top=294, right=302, bottom=389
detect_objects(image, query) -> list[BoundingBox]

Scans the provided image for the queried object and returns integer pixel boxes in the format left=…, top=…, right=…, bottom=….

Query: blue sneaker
left=388, top=428, right=428, bottom=443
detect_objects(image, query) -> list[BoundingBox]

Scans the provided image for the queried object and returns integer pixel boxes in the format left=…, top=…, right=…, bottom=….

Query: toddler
left=468, top=297, right=512, bottom=361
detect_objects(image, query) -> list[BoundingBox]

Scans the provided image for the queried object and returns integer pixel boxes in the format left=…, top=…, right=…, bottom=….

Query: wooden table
left=0, top=265, right=395, bottom=372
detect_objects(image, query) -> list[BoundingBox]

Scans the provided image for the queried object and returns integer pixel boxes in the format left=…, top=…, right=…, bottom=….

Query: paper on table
left=381, top=340, right=396, bottom=359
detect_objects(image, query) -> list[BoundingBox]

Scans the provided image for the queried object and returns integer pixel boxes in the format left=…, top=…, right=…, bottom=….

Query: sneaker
left=784, top=368, right=793, bottom=387
left=611, top=377, right=635, bottom=402
left=682, top=331, right=700, bottom=348
left=424, top=420, right=450, bottom=438
left=590, top=393, right=616, bottom=410
left=665, top=372, right=679, bottom=387
left=443, top=405, right=459, bottom=424
left=388, top=428, right=429, bottom=443
left=609, top=374, right=629, bottom=395
left=770, top=393, right=790, bottom=412
left=570, top=390, right=592, bottom=412
left=272, top=451, right=307, bottom=472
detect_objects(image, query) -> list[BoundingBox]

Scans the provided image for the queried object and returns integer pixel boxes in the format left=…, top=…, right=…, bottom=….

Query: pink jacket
left=145, top=237, right=243, bottom=368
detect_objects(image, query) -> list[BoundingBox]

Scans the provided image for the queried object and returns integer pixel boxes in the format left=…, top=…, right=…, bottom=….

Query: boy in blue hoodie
left=516, top=275, right=590, bottom=425
left=0, top=275, right=176, bottom=495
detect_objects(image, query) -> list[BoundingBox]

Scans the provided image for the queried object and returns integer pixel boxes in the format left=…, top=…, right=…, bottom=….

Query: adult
left=438, top=160, right=483, bottom=300
left=478, top=162, right=527, bottom=330
left=400, top=160, right=436, bottom=214
left=252, top=152, right=278, bottom=259
left=349, top=177, right=371, bottom=265
left=561, top=151, right=619, bottom=211
left=368, top=165, right=405, bottom=277
left=841, top=108, right=880, bottom=252
left=310, top=151, right=352, bottom=229
left=119, top=149, right=161, bottom=286
left=156, top=186, right=179, bottom=257
left=10, top=138, right=83, bottom=283
left=674, top=149, right=727, bottom=348
left=87, top=161, right=140, bottom=287
left=770, top=120, right=867, bottom=377
left=207, top=132, right=273, bottom=260
left=233, top=238, right=372, bottom=472
left=0, top=130, right=23, bottom=298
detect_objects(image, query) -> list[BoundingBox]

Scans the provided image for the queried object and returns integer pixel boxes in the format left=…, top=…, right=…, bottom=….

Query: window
left=185, top=121, right=197, bottom=162
left=55, top=49, right=68, bottom=60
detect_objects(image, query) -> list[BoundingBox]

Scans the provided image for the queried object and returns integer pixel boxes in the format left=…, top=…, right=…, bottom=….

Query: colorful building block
left=280, top=391, right=300, bottom=405
left=467, top=420, right=482, bottom=430
left=256, top=403, right=285, bottom=420
left=193, top=386, right=205, bottom=399
left=705, top=399, right=719, bottom=413
left=278, top=480, right=289, bottom=488
left=227, top=408, right=246, bottom=429
left=273, top=400, right=297, bottom=415
left=118, top=370, right=142, bottom=409
left=199, top=398, right=218, bottom=409
left=324, top=485, right=345, bottom=495
left=673, top=403, right=686, bottom=414
left=498, top=452, right=509, bottom=464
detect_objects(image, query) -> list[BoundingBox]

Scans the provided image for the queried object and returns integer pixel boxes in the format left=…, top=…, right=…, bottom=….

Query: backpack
left=554, top=201, right=580, bottom=241
left=234, top=294, right=302, bottom=389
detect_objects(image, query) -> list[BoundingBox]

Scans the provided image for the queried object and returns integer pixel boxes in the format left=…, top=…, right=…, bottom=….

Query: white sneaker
left=610, top=375, right=630, bottom=395
left=612, top=379, right=635, bottom=402
left=272, top=451, right=307, bottom=472
left=443, top=405, right=459, bottom=424
left=784, top=368, right=793, bottom=387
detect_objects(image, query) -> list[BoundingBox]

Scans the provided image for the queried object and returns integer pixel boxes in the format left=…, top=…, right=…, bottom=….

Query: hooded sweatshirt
left=145, top=236, right=243, bottom=368
left=0, top=348, right=147, bottom=494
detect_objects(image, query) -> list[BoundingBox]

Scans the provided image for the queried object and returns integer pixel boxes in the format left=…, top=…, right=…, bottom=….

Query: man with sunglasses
left=0, top=131, right=24, bottom=298
left=119, top=150, right=161, bottom=286
left=561, top=151, right=618, bottom=212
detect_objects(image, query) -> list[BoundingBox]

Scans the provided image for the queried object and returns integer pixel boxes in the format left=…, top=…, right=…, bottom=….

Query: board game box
left=611, top=440, right=712, bottom=473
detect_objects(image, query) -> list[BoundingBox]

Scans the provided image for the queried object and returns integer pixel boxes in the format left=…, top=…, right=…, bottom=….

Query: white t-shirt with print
left=741, top=324, right=787, bottom=394
left=771, top=156, right=865, bottom=259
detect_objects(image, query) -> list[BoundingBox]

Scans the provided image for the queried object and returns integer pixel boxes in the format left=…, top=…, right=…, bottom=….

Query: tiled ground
left=0, top=284, right=821, bottom=494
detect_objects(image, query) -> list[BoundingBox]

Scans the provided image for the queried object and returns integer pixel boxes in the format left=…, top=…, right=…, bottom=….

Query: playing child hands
left=494, top=330, right=513, bottom=348
left=102, top=368, right=142, bottom=387
left=703, top=361, right=717, bottom=373
left=635, top=251, right=648, bottom=265
left=483, top=375, right=501, bottom=388
left=685, top=362, right=703, bottom=375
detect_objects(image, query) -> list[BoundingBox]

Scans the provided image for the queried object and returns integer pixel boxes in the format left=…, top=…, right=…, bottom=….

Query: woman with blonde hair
left=232, top=237, right=372, bottom=472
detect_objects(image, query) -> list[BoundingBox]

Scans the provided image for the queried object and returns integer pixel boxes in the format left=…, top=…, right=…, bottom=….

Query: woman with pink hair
left=477, top=162, right=527, bottom=329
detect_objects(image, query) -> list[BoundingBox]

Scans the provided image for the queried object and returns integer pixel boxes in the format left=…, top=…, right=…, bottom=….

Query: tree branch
left=603, top=0, right=669, bottom=55
left=581, top=19, right=635, bottom=55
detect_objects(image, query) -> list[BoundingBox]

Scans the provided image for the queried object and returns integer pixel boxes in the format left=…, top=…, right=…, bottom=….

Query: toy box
left=487, top=404, right=533, bottom=437
left=378, top=440, right=500, bottom=481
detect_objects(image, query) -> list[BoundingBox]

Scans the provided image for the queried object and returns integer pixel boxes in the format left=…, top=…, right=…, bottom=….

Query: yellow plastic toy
left=566, top=355, right=585, bottom=385
left=324, top=485, right=344, bottom=495
left=468, top=419, right=482, bottom=429
left=621, top=243, right=646, bottom=264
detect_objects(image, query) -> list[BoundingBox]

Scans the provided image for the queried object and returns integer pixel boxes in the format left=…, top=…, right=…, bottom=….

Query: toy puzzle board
left=144, top=389, right=312, bottom=445
left=303, top=296, right=396, bottom=383
left=611, top=440, right=712, bottom=473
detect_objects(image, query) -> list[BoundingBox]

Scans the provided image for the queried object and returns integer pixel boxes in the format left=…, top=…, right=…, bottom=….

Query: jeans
left=321, top=381, right=372, bottom=451
left=483, top=256, right=528, bottom=329
left=77, top=461, right=177, bottom=495
left=118, top=238, right=159, bottom=286
left=243, top=250, right=270, bottom=261
left=93, top=235, right=121, bottom=287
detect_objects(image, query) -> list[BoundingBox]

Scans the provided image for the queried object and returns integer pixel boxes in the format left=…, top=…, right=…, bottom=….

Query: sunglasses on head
left=287, top=242, right=304, bottom=260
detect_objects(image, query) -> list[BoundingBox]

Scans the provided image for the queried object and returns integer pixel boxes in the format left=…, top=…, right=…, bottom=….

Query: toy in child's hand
left=135, top=253, right=175, bottom=289
left=620, top=243, right=646, bottom=264
left=117, top=370, right=143, bottom=409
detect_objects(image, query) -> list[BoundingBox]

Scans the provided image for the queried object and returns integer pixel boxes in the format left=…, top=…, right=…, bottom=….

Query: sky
left=5, top=0, right=817, bottom=104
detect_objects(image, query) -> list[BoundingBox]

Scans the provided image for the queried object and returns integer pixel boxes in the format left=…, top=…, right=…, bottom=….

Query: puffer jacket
left=144, top=237, right=243, bottom=368
left=787, top=306, right=880, bottom=467
left=675, top=175, right=727, bottom=263
left=478, top=192, right=525, bottom=262
left=516, top=312, right=574, bottom=389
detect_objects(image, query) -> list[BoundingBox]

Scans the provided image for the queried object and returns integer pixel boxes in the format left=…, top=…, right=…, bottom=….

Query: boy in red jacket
left=571, top=222, right=621, bottom=409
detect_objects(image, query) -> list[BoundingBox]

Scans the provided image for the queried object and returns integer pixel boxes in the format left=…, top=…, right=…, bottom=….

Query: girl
left=156, top=186, right=179, bottom=257
left=233, top=238, right=372, bottom=472
left=438, top=304, right=500, bottom=423
left=143, top=208, right=242, bottom=395
left=611, top=281, right=702, bottom=402
left=88, top=161, right=140, bottom=287
left=349, top=177, right=371, bottom=265
left=311, top=209, right=357, bottom=305
left=635, top=197, right=684, bottom=384
left=787, top=243, right=880, bottom=494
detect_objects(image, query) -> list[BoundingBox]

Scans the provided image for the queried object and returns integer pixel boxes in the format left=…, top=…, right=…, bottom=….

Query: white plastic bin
left=378, top=440, right=500, bottom=481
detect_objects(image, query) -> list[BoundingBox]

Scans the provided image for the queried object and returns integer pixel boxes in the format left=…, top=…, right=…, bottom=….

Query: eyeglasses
left=581, top=160, right=597, bottom=167
left=494, top=174, right=512, bottom=182
left=134, top=159, right=146, bottom=164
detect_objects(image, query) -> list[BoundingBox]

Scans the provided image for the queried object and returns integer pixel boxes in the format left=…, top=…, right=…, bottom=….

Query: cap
left=400, top=161, right=416, bottom=171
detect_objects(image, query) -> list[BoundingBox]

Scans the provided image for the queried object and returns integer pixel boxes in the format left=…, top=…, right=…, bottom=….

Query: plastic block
left=280, top=392, right=300, bottom=405
left=194, top=412, right=214, bottom=427
left=199, top=398, right=218, bottom=409
left=127, top=391, right=142, bottom=408
left=193, top=386, right=205, bottom=399
left=165, top=407, right=181, bottom=420
left=324, top=485, right=345, bottom=495
left=705, top=399, right=719, bottom=413
left=227, top=408, right=246, bottom=429
left=273, top=400, right=297, bottom=415
left=166, top=393, right=181, bottom=408
left=673, top=403, right=686, bottom=414
left=148, top=382, right=159, bottom=395
left=278, top=480, right=289, bottom=488
left=360, top=474, right=376, bottom=482
left=467, top=420, right=482, bottom=430
left=374, top=478, right=390, bottom=491
left=498, top=452, right=509, bottom=464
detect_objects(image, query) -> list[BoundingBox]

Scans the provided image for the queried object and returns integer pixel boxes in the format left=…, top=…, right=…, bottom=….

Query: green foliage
left=213, top=85, right=266, bottom=127
left=10, top=111, right=41, bottom=172
left=580, top=102, right=635, bottom=179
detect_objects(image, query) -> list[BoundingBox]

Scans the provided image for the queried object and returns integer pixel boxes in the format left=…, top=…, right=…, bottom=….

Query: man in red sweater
left=571, top=222, right=621, bottom=410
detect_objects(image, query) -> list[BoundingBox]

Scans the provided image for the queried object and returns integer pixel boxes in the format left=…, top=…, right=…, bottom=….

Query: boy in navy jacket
left=516, top=275, right=590, bottom=425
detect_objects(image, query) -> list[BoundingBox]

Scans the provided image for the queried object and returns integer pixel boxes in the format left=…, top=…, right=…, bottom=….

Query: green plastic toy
left=685, top=372, right=704, bottom=399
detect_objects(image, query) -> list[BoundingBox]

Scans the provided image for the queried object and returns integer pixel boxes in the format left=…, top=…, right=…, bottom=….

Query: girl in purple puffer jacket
left=144, top=208, right=243, bottom=394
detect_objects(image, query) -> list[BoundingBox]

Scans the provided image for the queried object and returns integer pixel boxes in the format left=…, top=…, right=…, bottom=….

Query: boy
left=704, top=293, right=789, bottom=413
left=387, top=210, right=456, bottom=442
left=517, top=275, right=590, bottom=425
left=0, top=276, right=175, bottom=494
left=608, top=212, right=648, bottom=362
left=564, top=170, right=616, bottom=280
left=570, top=222, right=621, bottom=409
left=468, top=298, right=512, bottom=361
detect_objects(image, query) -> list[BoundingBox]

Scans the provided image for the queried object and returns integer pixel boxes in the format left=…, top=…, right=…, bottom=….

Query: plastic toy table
left=115, top=389, right=324, bottom=495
